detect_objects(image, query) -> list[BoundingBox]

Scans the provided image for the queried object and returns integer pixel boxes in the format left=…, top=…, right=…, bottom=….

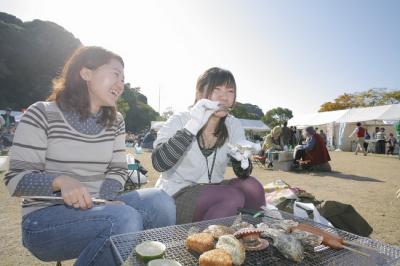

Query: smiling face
left=81, top=58, right=125, bottom=113
left=195, top=68, right=237, bottom=119
left=208, top=85, right=235, bottom=118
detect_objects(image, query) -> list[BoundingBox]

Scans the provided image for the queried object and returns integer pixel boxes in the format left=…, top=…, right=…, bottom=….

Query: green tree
left=116, top=97, right=129, bottom=118
left=262, top=107, right=293, bottom=128
left=0, top=12, right=81, bottom=109
left=319, top=88, right=400, bottom=112
left=231, top=102, right=263, bottom=120
left=121, top=84, right=160, bottom=133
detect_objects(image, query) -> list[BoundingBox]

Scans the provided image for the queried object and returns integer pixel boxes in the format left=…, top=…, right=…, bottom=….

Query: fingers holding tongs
left=21, top=196, right=107, bottom=205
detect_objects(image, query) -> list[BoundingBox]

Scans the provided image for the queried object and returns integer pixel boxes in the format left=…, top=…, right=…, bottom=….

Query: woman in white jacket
left=152, top=67, right=265, bottom=224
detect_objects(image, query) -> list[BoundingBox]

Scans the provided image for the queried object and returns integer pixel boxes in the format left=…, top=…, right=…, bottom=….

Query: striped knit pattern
left=4, top=101, right=127, bottom=215
left=152, top=129, right=194, bottom=172
left=152, top=127, right=253, bottom=178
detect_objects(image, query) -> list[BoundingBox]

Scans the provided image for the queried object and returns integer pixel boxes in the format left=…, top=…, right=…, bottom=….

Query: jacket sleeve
left=152, top=114, right=194, bottom=172
left=4, top=102, right=57, bottom=197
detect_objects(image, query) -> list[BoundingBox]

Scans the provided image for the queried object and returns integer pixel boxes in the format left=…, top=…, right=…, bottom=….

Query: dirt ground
left=1, top=151, right=399, bottom=265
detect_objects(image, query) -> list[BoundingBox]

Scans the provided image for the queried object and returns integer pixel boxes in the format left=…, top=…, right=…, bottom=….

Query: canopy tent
left=289, top=104, right=400, bottom=127
left=238, top=119, right=270, bottom=132
left=287, top=104, right=400, bottom=151
left=379, top=104, right=400, bottom=121
left=336, top=104, right=396, bottom=123
left=288, top=109, right=348, bottom=127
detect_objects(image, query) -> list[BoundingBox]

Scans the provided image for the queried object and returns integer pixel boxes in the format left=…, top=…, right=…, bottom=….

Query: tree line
left=0, top=12, right=159, bottom=133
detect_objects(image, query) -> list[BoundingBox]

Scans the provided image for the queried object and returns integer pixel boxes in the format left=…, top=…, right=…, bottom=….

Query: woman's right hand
left=52, top=176, right=93, bottom=210
left=184, top=99, right=220, bottom=135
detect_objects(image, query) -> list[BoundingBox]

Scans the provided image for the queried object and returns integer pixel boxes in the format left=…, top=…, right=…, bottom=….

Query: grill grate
left=110, top=214, right=400, bottom=266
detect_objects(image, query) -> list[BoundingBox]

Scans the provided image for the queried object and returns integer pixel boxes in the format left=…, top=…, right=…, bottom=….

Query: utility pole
left=158, top=86, right=161, bottom=115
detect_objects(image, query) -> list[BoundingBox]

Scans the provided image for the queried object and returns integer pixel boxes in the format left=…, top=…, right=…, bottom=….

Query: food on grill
left=291, top=230, right=323, bottom=248
left=186, top=232, right=215, bottom=254
left=135, top=241, right=166, bottom=263
left=262, top=228, right=304, bottom=263
left=148, top=259, right=183, bottom=266
left=216, top=235, right=246, bottom=265
left=291, top=224, right=343, bottom=250
left=203, top=225, right=236, bottom=239
left=233, top=228, right=269, bottom=251
left=269, top=219, right=299, bottom=233
left=199, top=248, right=233, bottom=266
left=231, top=214, right=255, bottom=231
left=258, top=221, right=322, bottom=248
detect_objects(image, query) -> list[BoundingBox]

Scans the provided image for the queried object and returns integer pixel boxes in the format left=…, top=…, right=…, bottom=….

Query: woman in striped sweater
left=152, top=67, right=265, bottom=224
left=5, top=46, right=175, bottom=265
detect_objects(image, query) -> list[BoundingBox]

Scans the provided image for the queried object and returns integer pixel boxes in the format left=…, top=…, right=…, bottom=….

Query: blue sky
left=1, top=0, right=399, bottom=115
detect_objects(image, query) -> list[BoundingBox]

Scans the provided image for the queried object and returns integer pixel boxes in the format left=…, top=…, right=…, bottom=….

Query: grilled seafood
left=262, top=228, right=304, bottom=263
left=203, top=225, right=236, bottom=240
left=216, top=235, right=246, bottom=265
left=233, top=228, right=269, bottom=251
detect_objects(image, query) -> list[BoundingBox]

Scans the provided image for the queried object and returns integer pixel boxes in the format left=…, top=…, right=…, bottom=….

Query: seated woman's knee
left=142, top=188, right=176, bottom=226
left=110, top=205, right=143, bottom=234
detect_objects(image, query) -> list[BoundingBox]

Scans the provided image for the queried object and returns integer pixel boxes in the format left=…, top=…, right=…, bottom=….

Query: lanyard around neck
left=199, top=134, right=218, bottom=184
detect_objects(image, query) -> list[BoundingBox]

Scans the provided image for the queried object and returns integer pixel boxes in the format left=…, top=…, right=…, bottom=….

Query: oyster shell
left=216, top=235, right=246, bottom=265
left=203, top=225, right=236, bottom=239
left=262, top=228, right=304, bottom=263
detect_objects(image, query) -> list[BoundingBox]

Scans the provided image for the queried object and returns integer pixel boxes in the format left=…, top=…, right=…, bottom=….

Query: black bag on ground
left=319, top=201, right=373, bottom=237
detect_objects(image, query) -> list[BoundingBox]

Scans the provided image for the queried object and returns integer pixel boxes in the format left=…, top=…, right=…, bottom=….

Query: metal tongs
left=21, top=196, right=107, bottom=204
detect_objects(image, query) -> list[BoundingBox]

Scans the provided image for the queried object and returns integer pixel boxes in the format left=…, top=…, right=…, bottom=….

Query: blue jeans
left=22, top=188, right=176, bottom=266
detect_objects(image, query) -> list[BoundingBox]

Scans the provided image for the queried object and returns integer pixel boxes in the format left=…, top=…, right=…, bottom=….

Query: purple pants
left=192, top=176, right=265, bottom=222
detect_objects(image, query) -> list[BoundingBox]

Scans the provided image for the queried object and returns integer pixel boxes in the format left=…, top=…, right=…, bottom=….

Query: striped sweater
left=4, top=101, right=127, bottom=216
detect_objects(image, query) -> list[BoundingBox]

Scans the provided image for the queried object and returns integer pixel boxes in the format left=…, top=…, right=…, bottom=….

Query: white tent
left=288, top=104, right=400, bottom=151
left=336, top=105, right=394, bottom=123
left=379, top=104, right=400, bottom=121
left=288, top=109, right=348, bottom=127
left=238, top=119, right=270, bottom=132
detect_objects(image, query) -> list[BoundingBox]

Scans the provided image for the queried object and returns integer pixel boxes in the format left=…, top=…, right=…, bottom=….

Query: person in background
left=152, top=67, right=265, bottom=224
left=4, top=46, right=175, bottom=266
left=289, top=126, right=296, bottom=147
left=396, top=121, right=400, bottom=159
left=0, top=115, right=4, bottom=130
left=364, top=129, right=370, bottom=152
left=141, top=128, right=157, bottom=149
left=295, top=127, right=302, bottom=145
left=386, top=133, right=397, bottom=155
left=349, top=122, right=367, bottom=156
left=263, top=126, right=282, bottom=168
left=280, top=121, right=291, bottom=147
left=376, top=127, right=386, bottom=154
left=372, top=127, right=379, bottom=138
left=293, top=126, right=331, bottom=171
left=1, top=108, right=16, bottom=128
left=0, top=116, right=4, bottom=153
left=319, top=129, right=327, bottom=145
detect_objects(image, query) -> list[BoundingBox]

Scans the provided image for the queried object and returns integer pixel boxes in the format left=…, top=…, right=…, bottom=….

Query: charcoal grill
left=110, top=213, right=400, bottom=265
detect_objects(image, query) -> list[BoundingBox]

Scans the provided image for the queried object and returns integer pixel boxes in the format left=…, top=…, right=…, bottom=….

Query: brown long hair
left=47, top=46, right=124, bottom=128
left=195, top=67, right=237, bottom=147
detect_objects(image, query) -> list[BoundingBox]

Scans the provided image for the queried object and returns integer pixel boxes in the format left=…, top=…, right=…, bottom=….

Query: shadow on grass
left=309, top=171, right=384, bottom=183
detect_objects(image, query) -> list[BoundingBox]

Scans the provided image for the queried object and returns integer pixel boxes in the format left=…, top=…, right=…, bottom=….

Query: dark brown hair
left=195, top=67, right=237, bottom=147
left=47, top=46, right=124, bottom=127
